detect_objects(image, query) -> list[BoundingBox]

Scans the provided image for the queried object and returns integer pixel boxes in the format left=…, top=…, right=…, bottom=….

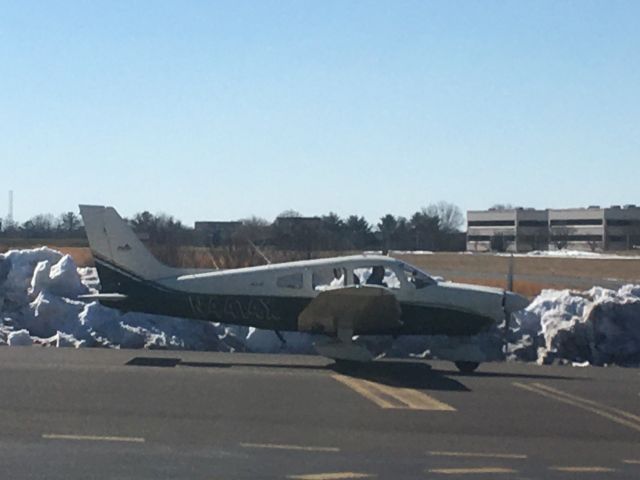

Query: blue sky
left=1, top=0, right=639, bottom=225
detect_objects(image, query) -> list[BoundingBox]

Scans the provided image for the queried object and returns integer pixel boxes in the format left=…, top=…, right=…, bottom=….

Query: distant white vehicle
left=79, top=205, right=529, bottom=372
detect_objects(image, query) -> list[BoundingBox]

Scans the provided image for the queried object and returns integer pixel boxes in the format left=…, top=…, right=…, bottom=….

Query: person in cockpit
left=366, top=265, right=387, bottom=287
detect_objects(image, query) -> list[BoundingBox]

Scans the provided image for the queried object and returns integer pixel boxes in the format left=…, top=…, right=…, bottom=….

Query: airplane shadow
left=430, top=367, right=583, bottom=381
left=126, top=355, right=469, bottom=392
left=330, top=360, right=470, bottom=392
left=125, top=356, right=583, bottom=393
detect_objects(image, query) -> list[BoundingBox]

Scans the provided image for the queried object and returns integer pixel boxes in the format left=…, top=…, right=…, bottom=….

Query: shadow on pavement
left=126, top=356, right=580, bottom=390
left=434, top=368, right=584, bottom=381
left=331, top=360, right=470, bottom=392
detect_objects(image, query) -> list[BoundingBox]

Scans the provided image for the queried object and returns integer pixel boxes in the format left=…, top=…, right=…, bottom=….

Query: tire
left=455, top=361, right=480, bottom=373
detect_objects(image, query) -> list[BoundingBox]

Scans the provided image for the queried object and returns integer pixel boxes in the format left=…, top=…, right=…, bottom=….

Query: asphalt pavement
left=0, top=347, right=639, bottom=479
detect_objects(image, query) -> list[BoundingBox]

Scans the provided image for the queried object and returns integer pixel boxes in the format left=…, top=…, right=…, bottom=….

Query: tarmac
left=0, top=347, right=639, bottom=479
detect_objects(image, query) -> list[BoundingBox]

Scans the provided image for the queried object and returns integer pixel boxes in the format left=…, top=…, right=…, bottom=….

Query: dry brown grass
left=5, top=243, right=639, bottom=297
left=444, top=276, right=562, bottom=297
left=394, top=252, right=640, bottom=282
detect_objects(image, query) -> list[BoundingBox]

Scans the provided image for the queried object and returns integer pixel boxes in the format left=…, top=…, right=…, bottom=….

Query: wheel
left=455, top=361, right=480, bottom=373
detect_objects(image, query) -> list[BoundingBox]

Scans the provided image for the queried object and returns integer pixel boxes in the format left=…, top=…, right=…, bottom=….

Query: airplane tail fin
left=79, top=205, right=176, bottom=281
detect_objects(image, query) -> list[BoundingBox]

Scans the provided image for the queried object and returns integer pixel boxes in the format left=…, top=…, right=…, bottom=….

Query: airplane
left=79, top=205, right=530, bottom=373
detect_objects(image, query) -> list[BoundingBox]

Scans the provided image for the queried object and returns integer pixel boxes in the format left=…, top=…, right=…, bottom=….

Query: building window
left=607, top=220, right=637, bottom=226
left=518, top=220, right=548, bottom=227
left=550, top=219, right=603, bottom=226
left=468, top=220, right=515, bottom=227
left=467, top=235, right=491, bottom=241
left=551, top=234, right=602, bottom=242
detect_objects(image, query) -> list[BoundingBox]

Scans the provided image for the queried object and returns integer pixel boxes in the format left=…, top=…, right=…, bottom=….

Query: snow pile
left=499, top=250, right=640, bottom=259
left=509, top=285, right=640, bottom=366
left=1, top=247, right=639, bottom=366
left=0, top=248, right=254, bottom=351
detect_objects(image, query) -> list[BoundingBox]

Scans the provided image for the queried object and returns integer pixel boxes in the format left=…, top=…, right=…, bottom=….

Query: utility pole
left=7, top=190, right=13, bottom=224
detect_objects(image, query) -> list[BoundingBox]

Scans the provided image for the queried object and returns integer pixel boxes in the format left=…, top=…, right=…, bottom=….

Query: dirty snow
left=499, top=250, right=640, bottom=259
left=0, top=247, right=639, bottom=367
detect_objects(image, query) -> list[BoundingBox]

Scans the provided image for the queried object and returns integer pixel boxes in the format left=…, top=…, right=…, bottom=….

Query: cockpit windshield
left=400, top=263, right=436, bottom=289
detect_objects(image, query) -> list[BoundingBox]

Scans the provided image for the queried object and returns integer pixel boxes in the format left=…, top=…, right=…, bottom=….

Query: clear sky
left=1, top=0, right=639, bottom=225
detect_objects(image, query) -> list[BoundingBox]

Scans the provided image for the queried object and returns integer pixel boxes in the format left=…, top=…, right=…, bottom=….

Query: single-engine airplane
left=79, top=205, right=529, bottom=372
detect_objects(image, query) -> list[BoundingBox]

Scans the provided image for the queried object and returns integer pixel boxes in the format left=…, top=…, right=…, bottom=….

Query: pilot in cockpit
left=366, top=265, right=387, bottom=287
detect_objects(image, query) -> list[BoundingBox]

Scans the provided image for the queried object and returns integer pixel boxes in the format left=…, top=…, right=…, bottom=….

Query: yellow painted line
left=240, top=442, right=339, bottom=453
left=331, top=374, right=455, bottom=411
left=428, top=450, right=527, bottom=459
left=331, top=374, right=397, bottom=408
left=623, top=459, right=640, bottom=465
left=550, top=466, right=616, bottom=473
left=287, top=473, right=375, bottom=480
left=428, top=467, right=516, bottom=475
left=513, top=382, right=640, bottom=433
left=42, top=434, right=145, bottom=443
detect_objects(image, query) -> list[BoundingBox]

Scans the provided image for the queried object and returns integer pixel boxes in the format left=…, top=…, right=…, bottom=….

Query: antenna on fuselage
left=247, top=238, right=271, bottom=265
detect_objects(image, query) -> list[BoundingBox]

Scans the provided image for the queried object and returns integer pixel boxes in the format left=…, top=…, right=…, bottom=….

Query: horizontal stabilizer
left=78, top=293, right=129, bottom=302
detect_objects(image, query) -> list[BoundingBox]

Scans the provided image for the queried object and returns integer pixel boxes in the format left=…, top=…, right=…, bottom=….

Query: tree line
left=0, top=201, right=466, bottom=252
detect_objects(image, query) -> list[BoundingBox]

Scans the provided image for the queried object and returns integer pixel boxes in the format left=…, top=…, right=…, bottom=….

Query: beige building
left=467, top=205, right=640, bottom=252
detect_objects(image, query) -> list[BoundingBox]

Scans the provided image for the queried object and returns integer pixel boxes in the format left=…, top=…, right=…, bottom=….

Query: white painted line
left=532, top=383, right=640, bottom=424
left=513, top=382, right=640, bottom=433
left=287, top=473, right=375, bottom=480
left=428, top=467, right=516, bottom=475
left=428, top=450, right=527, bottom=459
left=623, top=459, right=640, bottom=465
left=550, top=466, right=616, bottom=473
left=42, top=434, right=145, bottom=443
left=240, top=442, right=340, bottom=453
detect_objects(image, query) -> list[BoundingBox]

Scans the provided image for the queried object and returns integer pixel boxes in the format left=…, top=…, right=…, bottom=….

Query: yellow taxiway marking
left=550, top=466, right=616, bottom=473
left=42, top=434, right=145, bottom=443
left=331, top=374, right=455, bottom=411
left=513, top=382, right=640, bottom=433
left=287, top=473, right=375, bottom=480
left=428, top=467, right=516, bottom=475
left=240, top=442, right=339, bottom=453
left=428, top=450, right=527, bottom=459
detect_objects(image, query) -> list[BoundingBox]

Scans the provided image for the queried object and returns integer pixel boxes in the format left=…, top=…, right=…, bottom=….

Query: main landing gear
left=454, top=361, right=480, bottom=373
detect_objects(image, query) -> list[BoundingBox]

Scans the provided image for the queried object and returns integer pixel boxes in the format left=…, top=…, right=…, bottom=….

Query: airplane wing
left=298, top=285, right=402, bottom=335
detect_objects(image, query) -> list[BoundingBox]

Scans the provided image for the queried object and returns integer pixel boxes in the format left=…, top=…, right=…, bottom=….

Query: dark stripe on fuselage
left=93, top=257, right=494, bottom=336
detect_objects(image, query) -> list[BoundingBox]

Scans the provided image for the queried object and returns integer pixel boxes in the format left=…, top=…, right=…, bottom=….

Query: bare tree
left=426, top=201, right=464, bottom=233
left=490, top=203, right=515, bottom=211
left=58, top=211, right=82, bottom=233
left=276, top=209, right=302, bottom=219
left=551, top=226, right=573, bottom=250
left=586, top=237, right=601, bottom=252
left=21, top=214, right=56, bottom=237
left=237, top=216, right=271, bottom=243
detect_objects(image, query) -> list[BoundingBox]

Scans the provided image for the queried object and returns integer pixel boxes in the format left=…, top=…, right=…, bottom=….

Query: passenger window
left=312, top=267, right=346, bottom=291
left=354, top=266, right=401, bottom=289
left=276, top=273, right=303, bottom=289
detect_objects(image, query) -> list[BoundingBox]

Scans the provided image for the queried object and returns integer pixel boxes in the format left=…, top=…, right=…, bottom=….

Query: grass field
left=3, top=243, right=639, bottom=297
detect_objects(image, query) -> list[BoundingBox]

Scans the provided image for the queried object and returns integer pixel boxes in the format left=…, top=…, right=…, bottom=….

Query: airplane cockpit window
left=312, top=267, right=346, bottom=291
left=276, top=273, right=303, bottom=289
left=354, top=266, right=401, bottom=289
left=401, top=264, right=434, bottom=289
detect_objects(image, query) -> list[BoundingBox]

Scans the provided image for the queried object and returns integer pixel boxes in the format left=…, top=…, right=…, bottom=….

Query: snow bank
left=500, top=250, right=640, bottom=259
left=1, top=248, right=639, bottom=367
left=509, top=285, right=640, bottom=366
